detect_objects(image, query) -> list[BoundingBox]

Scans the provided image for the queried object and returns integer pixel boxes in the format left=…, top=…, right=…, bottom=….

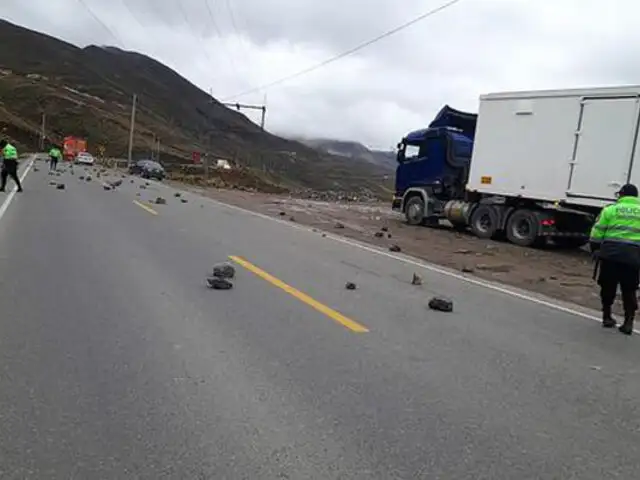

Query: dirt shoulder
left=173, top=182, right=603, bottom=314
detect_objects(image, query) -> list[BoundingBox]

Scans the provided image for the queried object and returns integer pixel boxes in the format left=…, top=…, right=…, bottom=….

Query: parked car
left=75, top=152, right=95, bottom=165
left=128, top=160, right=152, bottom=175
left=129, top=160, right=165, bottom=180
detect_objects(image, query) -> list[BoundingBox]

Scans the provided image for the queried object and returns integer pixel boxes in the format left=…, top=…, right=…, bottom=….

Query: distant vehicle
left=63, top=136, right=87, bottom=162
left=129, top=160, right=165, bottom=180
left=75, top=151, right=95, bottom=165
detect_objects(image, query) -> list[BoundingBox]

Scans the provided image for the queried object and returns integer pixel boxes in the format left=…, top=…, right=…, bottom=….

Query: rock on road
left=1, top=157, right=640, bottom=479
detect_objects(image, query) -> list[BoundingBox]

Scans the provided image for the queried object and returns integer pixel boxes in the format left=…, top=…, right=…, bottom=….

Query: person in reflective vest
left=0, top=139, right=23, bottom=193
left=590, top=183, right=640, bottom=334
left=48, top=144, right=62, bottom=171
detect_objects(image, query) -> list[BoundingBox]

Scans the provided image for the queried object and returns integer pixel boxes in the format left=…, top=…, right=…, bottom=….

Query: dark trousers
left=50, top=156, right=58, bottom=170
left=0, top=159, right=22, bottom=191
left=598, top=258, right=639, bottom=314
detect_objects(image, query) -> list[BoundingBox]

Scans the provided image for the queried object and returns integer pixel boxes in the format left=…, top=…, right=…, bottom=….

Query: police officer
left=0, top=139, right=23, bottom=193
left=590, top=183, right=640, bottom=335
left=48, top=144, right=62, bottom=171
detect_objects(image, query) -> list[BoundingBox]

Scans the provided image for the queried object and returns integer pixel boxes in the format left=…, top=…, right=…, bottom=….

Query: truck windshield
left=404, top=144, right=420, bottom=159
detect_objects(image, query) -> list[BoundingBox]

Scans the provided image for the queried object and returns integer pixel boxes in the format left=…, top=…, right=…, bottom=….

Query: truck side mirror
left=396, top=149, right=405, bottom=163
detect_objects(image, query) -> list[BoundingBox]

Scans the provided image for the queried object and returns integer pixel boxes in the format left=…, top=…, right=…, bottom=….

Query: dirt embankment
left=173, top=182, right=603, bottom=313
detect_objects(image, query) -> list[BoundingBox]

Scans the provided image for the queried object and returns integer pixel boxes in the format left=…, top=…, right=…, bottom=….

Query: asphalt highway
left=1, top=156, right=640, bottom=479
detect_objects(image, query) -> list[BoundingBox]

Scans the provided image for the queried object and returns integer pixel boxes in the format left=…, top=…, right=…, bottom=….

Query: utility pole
left=39, top=112, right=46, bottom=150
left=156, top=137, right=160, bottom=163
left=127, top=93, right=137, bottom=167
left=221, top=102, right=267, bottom=130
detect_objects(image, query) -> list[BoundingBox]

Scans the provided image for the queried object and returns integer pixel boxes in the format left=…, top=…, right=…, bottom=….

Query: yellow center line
left=229, top=255, right=369, bottom=333
left=133, top=200, right=158, bottom=215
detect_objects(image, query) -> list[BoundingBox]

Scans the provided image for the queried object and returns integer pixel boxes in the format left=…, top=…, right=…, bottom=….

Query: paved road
left=2, top=158, right=640, bottom=479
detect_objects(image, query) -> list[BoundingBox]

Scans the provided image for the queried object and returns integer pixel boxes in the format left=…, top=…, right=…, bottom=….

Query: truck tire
left=506, top=209, right=544, bottom=247
left=469, top=205, right=500, bottom=239
left=404, top=196, right=426, bottom=225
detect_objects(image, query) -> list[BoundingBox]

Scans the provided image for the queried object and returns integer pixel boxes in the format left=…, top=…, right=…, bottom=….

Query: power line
left=203, top=0, right=239, bottom=75
left=76, top=0, right=126, bottom=46
left=221, top=0, right=463, bottom=101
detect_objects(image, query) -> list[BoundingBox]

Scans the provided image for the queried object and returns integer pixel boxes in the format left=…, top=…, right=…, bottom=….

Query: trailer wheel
left=506, top=209, right=544, bottom=247
left=469, top=205, right=500, bottom=239
left=404, top=196, right=426, bottom=225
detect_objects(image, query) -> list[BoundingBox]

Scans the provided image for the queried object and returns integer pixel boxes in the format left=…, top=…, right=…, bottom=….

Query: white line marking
left=146, top=178, right=632, bottom=331
left=0, top=158, right=33, bottom=222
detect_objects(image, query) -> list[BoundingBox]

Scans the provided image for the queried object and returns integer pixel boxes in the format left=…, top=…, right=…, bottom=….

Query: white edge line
left=0, top=158, right=33, bottom=222
left=140, top=175, right=630, bottom=332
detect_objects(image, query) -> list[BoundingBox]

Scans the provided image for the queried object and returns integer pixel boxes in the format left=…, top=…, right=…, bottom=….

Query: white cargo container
left=467, top=85, right=640, bottom=208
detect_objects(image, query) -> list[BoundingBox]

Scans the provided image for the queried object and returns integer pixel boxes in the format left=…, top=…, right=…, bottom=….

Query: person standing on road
left=590, top=183, right=640, bottom=335
left=0, top=139, right=23, bottom=193
left=48, top=144, right=62, bottom=171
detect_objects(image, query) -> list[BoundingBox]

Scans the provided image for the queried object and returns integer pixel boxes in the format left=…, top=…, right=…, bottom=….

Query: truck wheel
left=469, top=205, right=500, bottom=239
left=404, top=196, right=426, bottom=225
left=506, top=209, right=544, bottom=247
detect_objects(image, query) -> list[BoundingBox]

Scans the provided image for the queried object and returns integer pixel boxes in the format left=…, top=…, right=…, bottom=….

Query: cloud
left=3, top=0, right=640, bottom=149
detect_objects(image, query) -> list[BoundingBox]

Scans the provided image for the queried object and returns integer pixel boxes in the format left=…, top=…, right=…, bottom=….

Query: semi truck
left=392, top=85, right=640, bottom=248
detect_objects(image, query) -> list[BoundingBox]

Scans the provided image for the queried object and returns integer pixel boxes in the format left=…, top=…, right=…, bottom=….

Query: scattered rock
left=56, top=183, right=65, bottom=190
left=85, top=176, right=92, bottom=182
left=461, top=267, right=475, bottom=273
left=279, top=211, right=286, bottom=216
left=33, top=167, right=39, bottom=172
left=103, top=185, right=111, bottom=191
left=180, top=198, right=188, bottom=203
left=145, top=182, right=150, bottom=186
left=455, top=249, right=472, bottom=254
left=549, top=275, right=558, bottom=280
left=174, top=192, right=181, bottom=197
left=475, top=264, right=513, bottom=273
left=321, top=233, right=327, bottom=237
left=110, top=179, right=122, bottom=187
left=206, top=277, right=233, bottom=290
left=136, top=193, right=141, bottom=197
left=428, top=296, right=453, bottom=312
left=381, top=226, right=389, bottom=232
left=49, top=181, right=57, bottom=186
left=387, top=233, right=392, bottom=239
left=345, top=282, right=357, bottom=290
left=79, top=175, right=85, bottom=180
left=389, top=244, right=401, bottom=252
left=411, top=273, right=423, bottom=286
left=212, top=262, right=235, bottom=279
left=154, top=197, right=167, bottom=205
left=334, top=222, right=345, bottom=229
left=289, top=216, right=296, bottom=222
left=130, top=179, right=135, bottom=183
left=374, top=231, right=384, bottom=238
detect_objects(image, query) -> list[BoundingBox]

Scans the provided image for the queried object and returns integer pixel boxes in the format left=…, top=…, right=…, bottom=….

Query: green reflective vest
left=591, top=196, right=640, bottom=266
left=2, top=143, right=18, bottom=160
left=49, top=147, right=62, bottom=159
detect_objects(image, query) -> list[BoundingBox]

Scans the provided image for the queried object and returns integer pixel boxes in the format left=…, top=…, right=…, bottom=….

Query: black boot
left=602, top=305, right=616, bottom=328
left=619, top=312, right=635, bottom=335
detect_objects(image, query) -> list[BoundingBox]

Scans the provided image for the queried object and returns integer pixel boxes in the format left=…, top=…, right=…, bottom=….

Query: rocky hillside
left=0, top=19, right=389, bottom=194
left=297, top=137, right=396, bottom=171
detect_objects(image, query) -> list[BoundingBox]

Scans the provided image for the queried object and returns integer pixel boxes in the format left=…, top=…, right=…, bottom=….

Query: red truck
left=63, top=136, right=87, bottom=162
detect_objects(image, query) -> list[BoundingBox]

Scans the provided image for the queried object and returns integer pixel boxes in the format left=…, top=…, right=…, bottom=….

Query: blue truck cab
left=392, top=106, right=477, bottom=225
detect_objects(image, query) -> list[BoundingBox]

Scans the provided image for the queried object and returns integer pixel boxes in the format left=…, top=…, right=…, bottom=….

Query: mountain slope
left=0, top=19, right=389, bottom=194
left=296, top=137, right=396, bottom=171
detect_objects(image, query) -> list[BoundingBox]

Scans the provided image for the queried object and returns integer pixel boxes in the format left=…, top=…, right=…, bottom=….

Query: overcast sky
left=3, top=0, right=639, bottom=149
